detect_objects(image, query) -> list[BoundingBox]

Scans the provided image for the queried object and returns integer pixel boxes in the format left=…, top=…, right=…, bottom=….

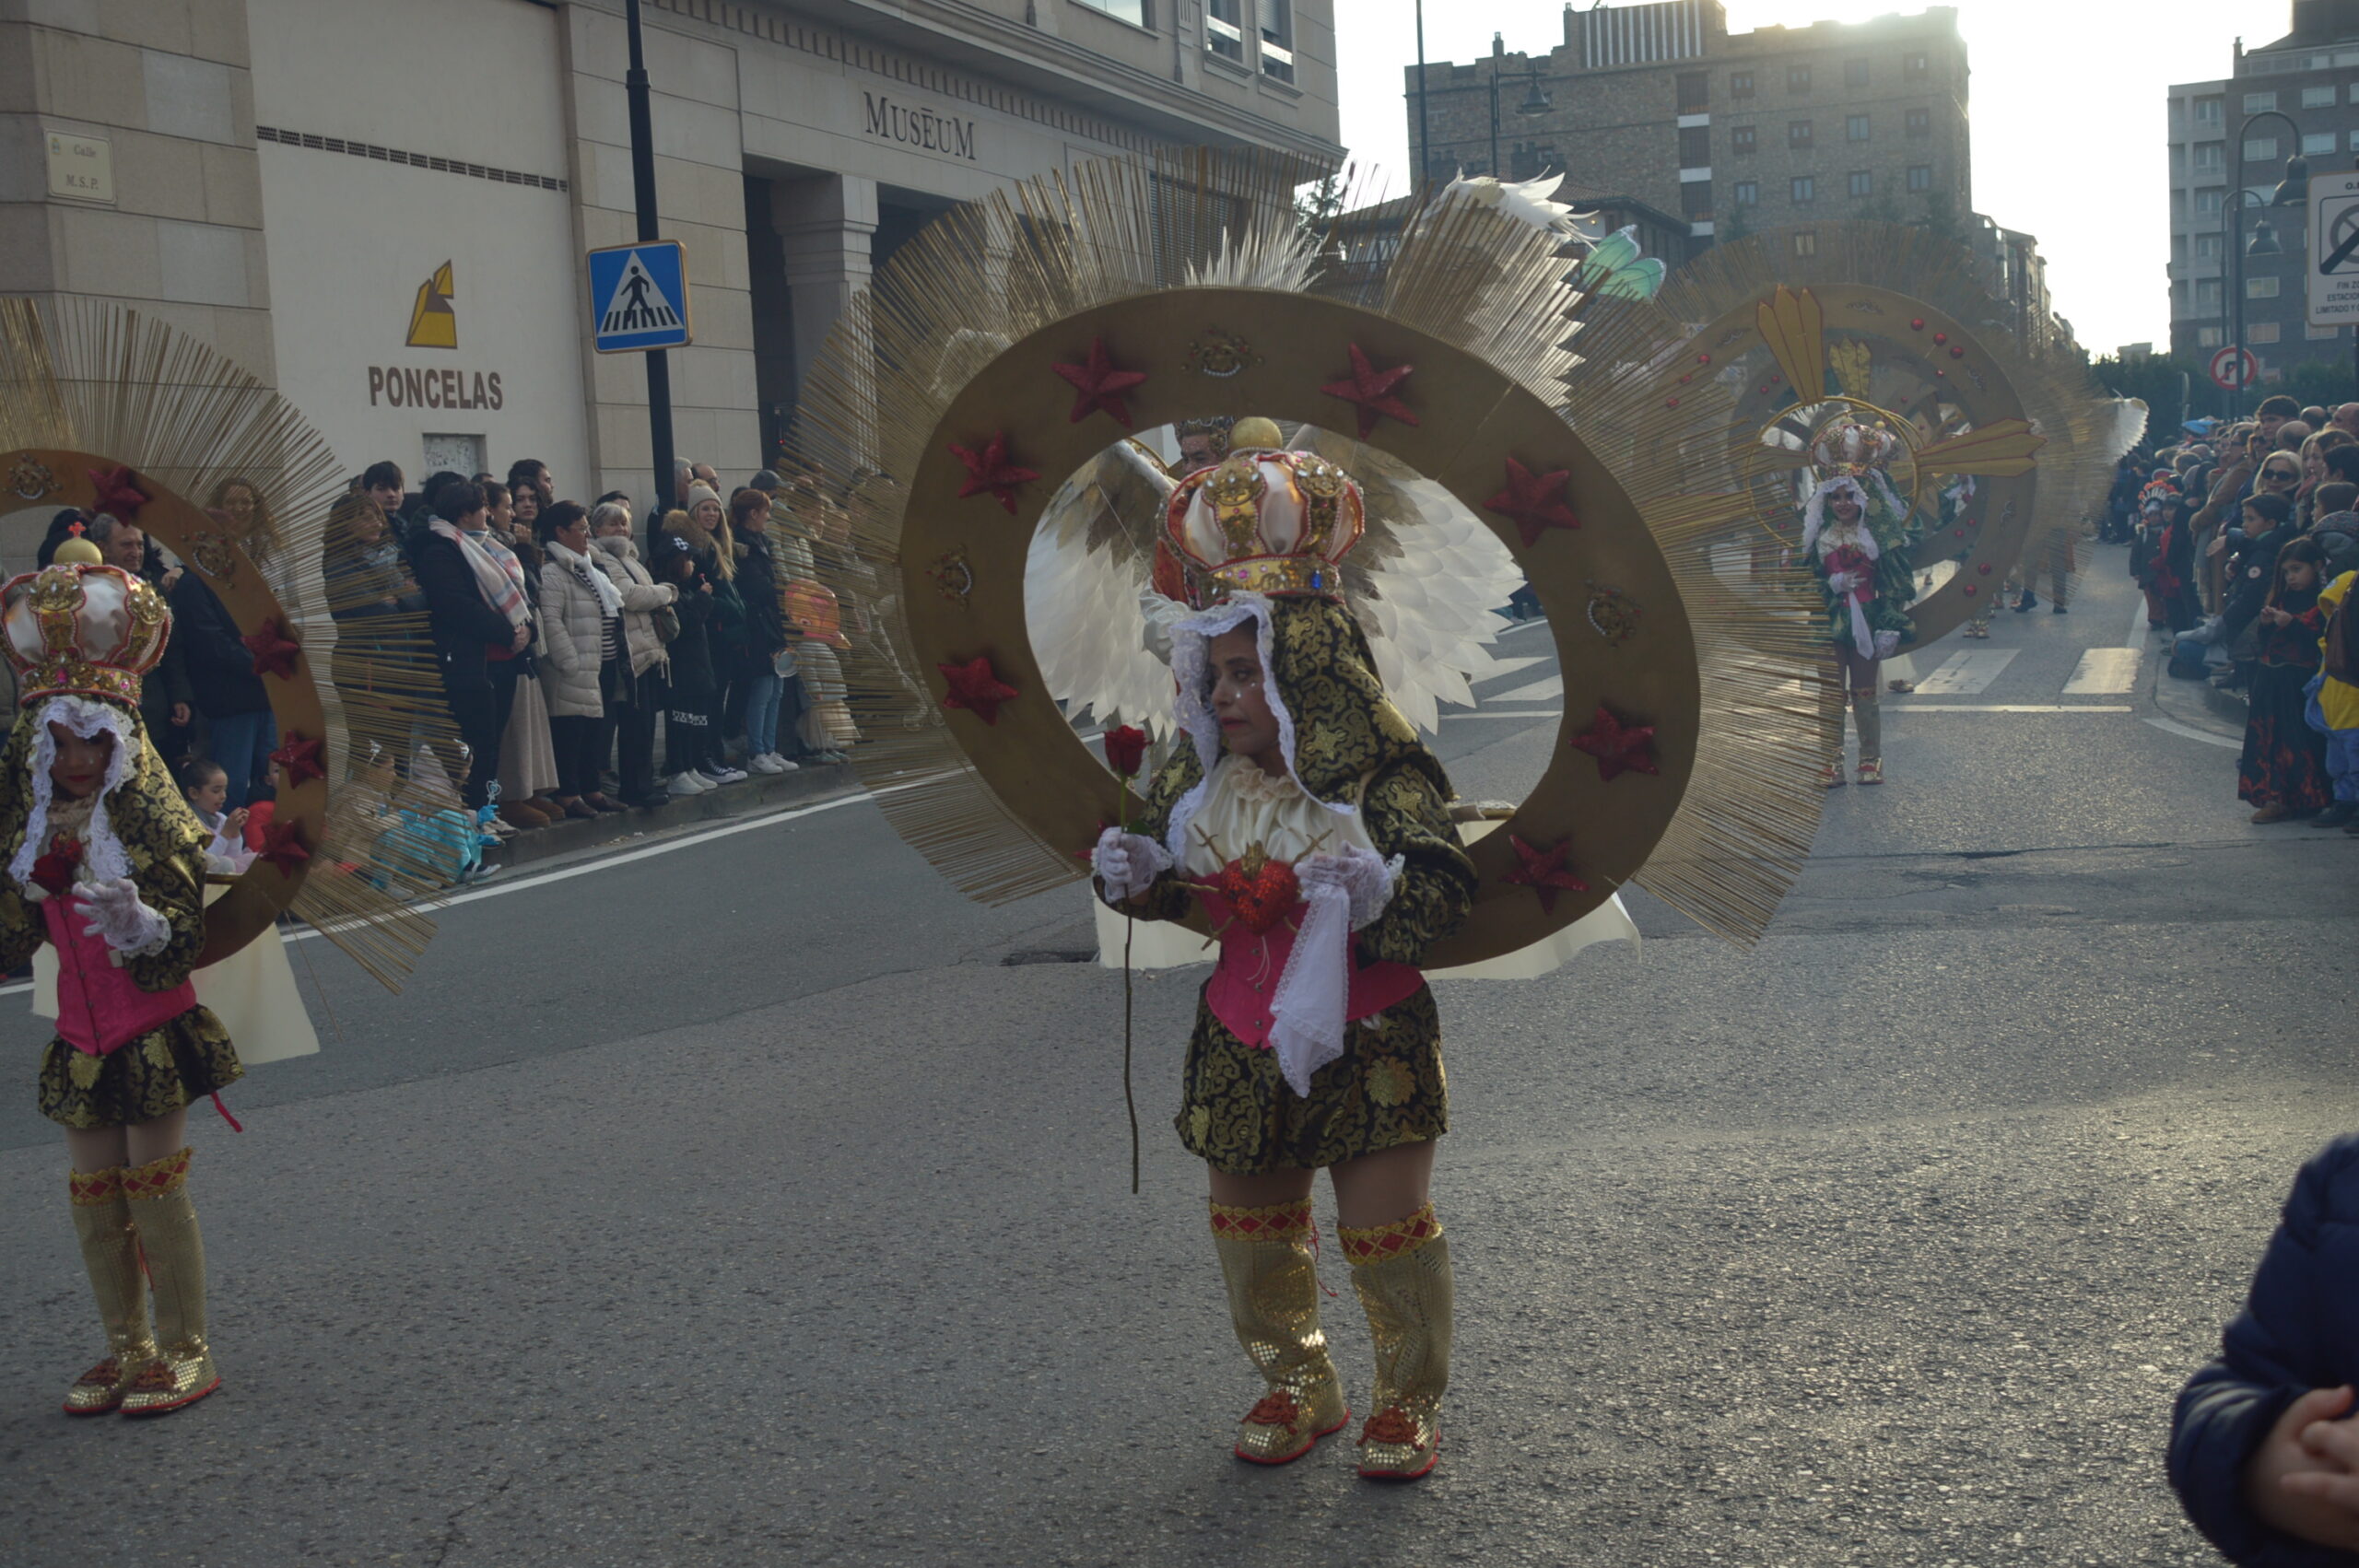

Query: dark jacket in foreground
left=2171, top=1134, right=2359, bottom=1566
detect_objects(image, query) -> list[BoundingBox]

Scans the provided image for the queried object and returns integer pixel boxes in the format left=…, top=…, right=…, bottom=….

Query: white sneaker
left=763, top=753, right=800, bottom=772
left=748, top=754, right=783, bottom=775
left=669, top=770, right=710, bottom=795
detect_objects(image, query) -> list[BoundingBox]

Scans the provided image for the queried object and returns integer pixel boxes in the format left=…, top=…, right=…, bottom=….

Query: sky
left=1332, top=1, right=2270, bottom=357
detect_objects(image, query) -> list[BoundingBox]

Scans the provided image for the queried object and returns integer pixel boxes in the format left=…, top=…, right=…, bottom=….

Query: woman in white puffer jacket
left=536, top=501, right=625, bottom=816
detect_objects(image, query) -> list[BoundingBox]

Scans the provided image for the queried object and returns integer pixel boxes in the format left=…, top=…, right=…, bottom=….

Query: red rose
left=30, top=837, right=82, bottom=897
left=1103, top=724, right=1148, bottom=780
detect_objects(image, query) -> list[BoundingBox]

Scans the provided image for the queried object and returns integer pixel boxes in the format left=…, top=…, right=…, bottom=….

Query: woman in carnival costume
left=1091, top=426, right=1473, bottom=1480
left=1804, top=417, right=1921, bottom=786
left=1, top=533, right=238, bottom=1416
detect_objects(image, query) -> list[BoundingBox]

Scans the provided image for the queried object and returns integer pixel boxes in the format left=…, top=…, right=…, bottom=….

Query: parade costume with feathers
left=1800, top=418, right=1922, bottom=785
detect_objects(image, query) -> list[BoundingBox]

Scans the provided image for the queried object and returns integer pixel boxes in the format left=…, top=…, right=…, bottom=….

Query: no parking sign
left=2308, top=171, right=2359, bottom=329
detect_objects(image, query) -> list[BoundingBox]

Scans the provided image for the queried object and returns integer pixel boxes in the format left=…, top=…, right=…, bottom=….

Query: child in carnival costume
left=1090, top=427, right=1475, bottom=1480
left=1804, top=416, right=1921, bottom=786
left=0, top=533, right=239, bottom=1416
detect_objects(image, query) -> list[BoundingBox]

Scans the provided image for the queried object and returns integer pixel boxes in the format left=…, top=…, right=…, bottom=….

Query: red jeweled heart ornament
left=1215, top=852, right=1300, bottom=934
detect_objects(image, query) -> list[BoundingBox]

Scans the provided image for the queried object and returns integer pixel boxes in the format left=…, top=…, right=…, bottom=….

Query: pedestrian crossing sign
left=587, top=240, right=692, bottom=353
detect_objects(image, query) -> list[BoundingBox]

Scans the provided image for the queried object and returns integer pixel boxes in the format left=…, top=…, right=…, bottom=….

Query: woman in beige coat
left=535, top=502, right=624, bottom=816
left=591, top=502, right=677, bottom=806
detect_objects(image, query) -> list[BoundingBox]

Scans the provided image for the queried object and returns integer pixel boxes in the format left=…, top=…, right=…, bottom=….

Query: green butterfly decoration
left=1569, top=225, right=1667, bottom=301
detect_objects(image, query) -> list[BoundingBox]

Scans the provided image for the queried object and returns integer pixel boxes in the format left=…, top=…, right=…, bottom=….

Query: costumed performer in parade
left=1, top=533, right=240, bottom=1416
left=1090, top=437, right=1474, bottom=1481
left=1805, top=417, right=1921, bottom=786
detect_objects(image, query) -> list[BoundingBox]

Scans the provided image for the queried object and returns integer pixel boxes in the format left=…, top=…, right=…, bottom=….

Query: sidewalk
left=483, top=758, right=863, bottom=870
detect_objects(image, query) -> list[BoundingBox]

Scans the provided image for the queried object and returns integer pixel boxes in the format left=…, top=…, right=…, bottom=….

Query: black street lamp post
left=1486, top=53, right=1550, bottom=180
left=2222, top=108, right=2311, bottom=415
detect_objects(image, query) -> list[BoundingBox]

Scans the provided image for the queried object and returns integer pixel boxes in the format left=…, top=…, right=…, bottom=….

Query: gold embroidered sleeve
left=123, top=848, right=208, bottom=993
left=0, top=886, right=39, bottom=975
left=1355, top=763, right=1475, bottom=966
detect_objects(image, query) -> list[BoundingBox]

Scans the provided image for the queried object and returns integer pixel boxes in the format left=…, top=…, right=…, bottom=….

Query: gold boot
left=118, top=1148, right=220, bottom=1417
left=63, top=1167, right=157, bottom=1415
left=1211, top=1199, right=1349, bottom=1464
left=1341, top=1202, right=1453, bottom=1480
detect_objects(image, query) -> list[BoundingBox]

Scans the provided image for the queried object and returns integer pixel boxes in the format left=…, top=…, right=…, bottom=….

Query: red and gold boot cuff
left=1209, top=1198, right=1314, bottom=1244
left=68, top=1167, right=123, bottom=1207
left=120, top=1147, right=194, bottom=1201
left=1338, top=1202, right=1443, bottom=1266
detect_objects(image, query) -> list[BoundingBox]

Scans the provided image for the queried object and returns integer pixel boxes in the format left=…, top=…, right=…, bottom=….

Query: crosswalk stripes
left=1910, top=649, right=2019, bottom=695
left=2062, top=646, right=2142, bottom=695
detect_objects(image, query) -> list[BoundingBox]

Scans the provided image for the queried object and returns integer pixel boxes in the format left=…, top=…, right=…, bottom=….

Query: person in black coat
left=408, top=478, right=528, bottom=809
left=2173, top=1135, right=2359, bottom=1562
left=170, top=560, right=276, bottom=809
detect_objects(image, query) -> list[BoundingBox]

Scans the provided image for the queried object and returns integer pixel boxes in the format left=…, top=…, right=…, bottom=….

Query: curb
left=481, top=761, right=861, bottom=869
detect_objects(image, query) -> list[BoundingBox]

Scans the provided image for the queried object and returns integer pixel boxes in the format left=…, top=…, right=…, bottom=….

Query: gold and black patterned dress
left=0, top=718, right=241, bottom=1130
left=1121, top=596, right=1475, bottom=1175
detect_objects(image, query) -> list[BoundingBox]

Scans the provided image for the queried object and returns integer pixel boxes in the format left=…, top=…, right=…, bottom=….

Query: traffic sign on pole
left=588, top=240, right=692, bottom=354
left=2210, top=344, right=2259, bottom=391
left=2309, top=170, right=2359, bottom=329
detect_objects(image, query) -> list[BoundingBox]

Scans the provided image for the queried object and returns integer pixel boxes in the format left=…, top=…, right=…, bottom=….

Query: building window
left=1205, top=0, right=1244, bottom=61
left=2194, top=142, right=2224, bottom=173
left=1793, top=230, right=1818, bottom=257
left=1733, top=180, right=1758, bottom=206
left=2245, top=90, right=2278, bottom=113
left=2196, top=188, right=2224, bottom=216
left=1906, top=108, right=1930, bottom=138
left=1678, top=125, right=1711, bottom=166
left=2196, top=96, right=2223, bottom=124
left=1074, top=0, right=1148, bottom=22
left=1258, top=0, right=1294, bottom=81
left=2250, top=322, right=2282, bottom=344
left=1907, top=163, right=1932, bottom=192
left=2196, top=278, right=2222, bottom=309
left=1845, top=58, right=1870, bottom=88
left=1677, top=72, right=1708, bottom=112
left=1731, top=70, right=1755, bottom=99
left=1789, top=64, right=1812, bottom=94
left=2246, top=136, right=2280, bottom=163
left=1791, top=175, right=1816, bottom=204
left=1903, top=52, right=1928, bottom=81
left=2305, top=132, right=2337, bottom=156
left=1847, top=113, right=1871, bottom=143
left=1789, top=120, right=1813, bottom=149
left=2304, top=85, right=2337, bottom=109
left=2310, top=322, right=2342, bottom=339
left=1848, top=170, right=1872, bottom=199
left=1731, top=124, right=1756, bottom=155
left=2195, top=233, right=2222, bottom=260
left=2198, top=324, right=2224, bottom=347
left=2248, top=275, right=2281, bottom=299
left=1682, top=181, right=1712, bottom=218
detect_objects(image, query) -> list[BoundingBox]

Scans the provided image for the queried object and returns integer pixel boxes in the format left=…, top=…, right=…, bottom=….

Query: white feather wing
left=1024, top=444, right=1179, bottom=733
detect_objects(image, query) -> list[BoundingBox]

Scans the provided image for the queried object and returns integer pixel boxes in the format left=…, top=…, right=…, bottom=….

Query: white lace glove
left=74, top=877, right=173, bottom=959
left=1825, top=569, right=1859, bottom=595
left=1294, top=845, right=1400, bottom=930
left=1872, top=627, right=1902, bottom=659
left=1092, top=827, right=1173, bottom=905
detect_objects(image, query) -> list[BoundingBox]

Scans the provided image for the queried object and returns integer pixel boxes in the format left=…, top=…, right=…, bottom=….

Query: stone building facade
left=1406, top=0, right=1970, bottom=256
left=2165, top=2, right=2359, bottom=385
left=0, top=0, right=1338, bottom=524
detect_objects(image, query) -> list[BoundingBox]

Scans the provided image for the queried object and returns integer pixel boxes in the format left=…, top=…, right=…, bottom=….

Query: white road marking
left=1441, top=708, right=1561, bottom=721
left=1883, top=651, right=1920, bottom=686
left=2062, top=647, right=2142, bottom=695
left=1497, top=617, right=1554, bottom=637
left=2143, top=715, right=2244, bottom=751
left=2123, top=588, right=2152, bottom=651
left=1887, top=704, right=2131, bottom=713
left=1910, top=649, right=2020, bottom=696
left=1473, top=656, right=1549, bottom=685
left=1488, top=672, right=1565, bottom=705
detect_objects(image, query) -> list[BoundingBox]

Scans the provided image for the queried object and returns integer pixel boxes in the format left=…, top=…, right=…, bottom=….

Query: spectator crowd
left=2119, top=393, right=2359, bottom=832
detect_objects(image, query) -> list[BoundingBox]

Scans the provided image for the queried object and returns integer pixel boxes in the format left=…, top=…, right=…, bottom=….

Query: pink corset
left=41, top=898, right=197, bottom=1057
left=1197, top=890, right=1425, bottom=1049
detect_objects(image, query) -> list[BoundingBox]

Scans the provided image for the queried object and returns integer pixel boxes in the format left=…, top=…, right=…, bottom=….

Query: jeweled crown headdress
left=1810, top=415, right=1900, bottom=476
left=1, top=536, right=171, bottom=708
left=1164, top=439, right=1366, bottom=605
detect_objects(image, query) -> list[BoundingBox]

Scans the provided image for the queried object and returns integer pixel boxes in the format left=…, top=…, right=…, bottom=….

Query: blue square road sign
left=588, top=240, right=692, bottom=353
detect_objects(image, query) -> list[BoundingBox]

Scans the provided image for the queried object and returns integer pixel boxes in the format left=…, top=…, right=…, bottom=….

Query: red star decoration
left=1501, top=834, right=1590, bottom=914
left=243, top=617, right=301, bottom=680
left=269, top=733, right=327, bottom=785
left=1483, top=457, right=1583, bottom=547
left=948, top=432, right=1040, bottom=514
left=1320, top=343, right=1419, bottom=439
left=938, top=654, right=1019, bottom=725
left=255, top=820, right=311, bottom=875
left=87, top=465, right=147, bottom=520
left=1050, top=336, right=1149, bottom=429
left=1569, top=704, right=1659, bottom=782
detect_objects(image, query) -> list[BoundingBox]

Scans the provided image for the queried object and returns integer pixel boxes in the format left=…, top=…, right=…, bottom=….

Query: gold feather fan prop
left=785, top=150, right=1828, bottom=951
left=0, top=298, right=464, bottom=989
left=1643, top=223, right=2142, bottom=651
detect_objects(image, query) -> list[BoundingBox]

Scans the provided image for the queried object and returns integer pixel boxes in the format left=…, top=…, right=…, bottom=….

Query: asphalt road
left=1, top=544, right=2353, bottom=1567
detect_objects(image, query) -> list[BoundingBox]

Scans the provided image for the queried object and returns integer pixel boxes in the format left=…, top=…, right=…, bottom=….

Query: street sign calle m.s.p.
left=2309, top=171, right=2359, bottom=329
left=587, top=240, right=692, bottom=354
left=2210, top=344, right=2259, bottom=391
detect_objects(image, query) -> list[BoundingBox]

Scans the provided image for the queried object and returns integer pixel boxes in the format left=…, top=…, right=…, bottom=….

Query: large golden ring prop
left=899, top=287, right=1703, bottom=968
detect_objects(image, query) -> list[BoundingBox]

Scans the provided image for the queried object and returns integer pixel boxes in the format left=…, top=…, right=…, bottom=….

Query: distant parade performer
left=0, top=534, right=240, bottom=1415
left=1804, top=417, right=1921, bottom=787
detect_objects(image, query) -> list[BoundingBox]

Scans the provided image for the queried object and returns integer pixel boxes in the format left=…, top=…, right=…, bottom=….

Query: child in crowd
left=2173, top=1136, right=2359, bottom=1561
left=176, top=756, right=255, bottom=873
left=2238, top=539, right=2333, bottom=823
left=2312, top=559, right=2359, bottom=832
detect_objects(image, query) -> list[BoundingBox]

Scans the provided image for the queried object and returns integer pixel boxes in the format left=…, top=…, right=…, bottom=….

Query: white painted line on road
left=2062, top=647, right=2142, bottom=695
left=1441, top=708, right=1560, bottom=721
left=2123, top=588, right=2151, bottom=651
left=1497, top=616, right=1553, bottom=637
left=1883, top=651, right=1920, bottom=686
left=2144, top=715, right=2244, bottom=751
left=1488, top=672, right=1565, bottom=704
left=1473, top=656, right=1548, bottom=685
left=1910, top=648, right=2019, bottom=695
left=1888, top=704, right=2131, bottom=713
